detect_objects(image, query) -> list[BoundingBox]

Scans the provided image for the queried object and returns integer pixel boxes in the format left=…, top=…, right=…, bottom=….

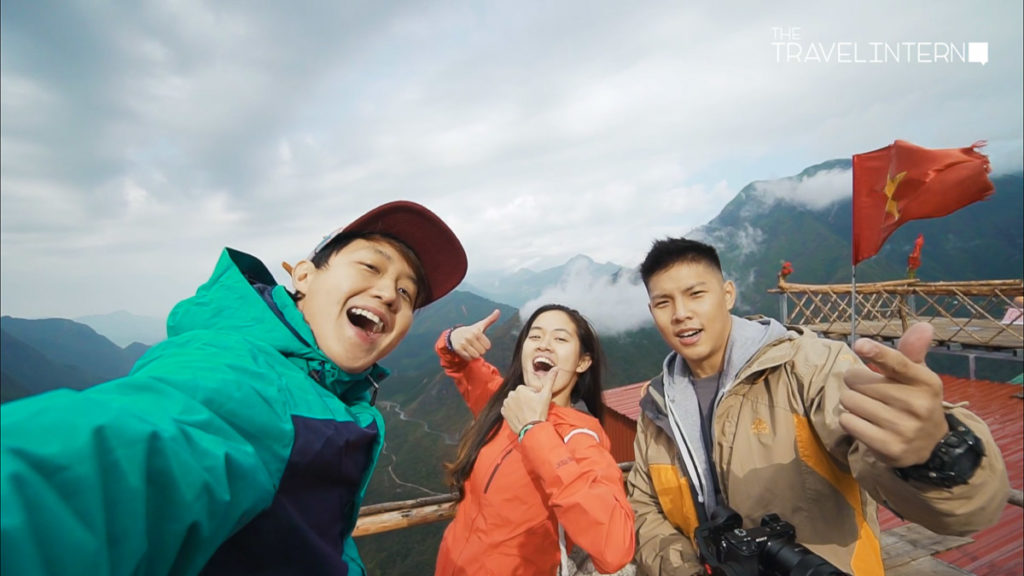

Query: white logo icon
left=968, top=42, right=989, bottom=65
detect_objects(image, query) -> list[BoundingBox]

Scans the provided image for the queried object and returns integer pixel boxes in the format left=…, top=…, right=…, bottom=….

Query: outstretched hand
left=839, top=322, right=948, bottom=468
left=502, top=366, right=558, bottom=434
left=449, top=309, right=501, bottom=361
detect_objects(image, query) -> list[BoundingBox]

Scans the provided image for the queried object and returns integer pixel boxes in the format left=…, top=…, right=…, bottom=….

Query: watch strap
left=894, top=412, right=985, bottom=488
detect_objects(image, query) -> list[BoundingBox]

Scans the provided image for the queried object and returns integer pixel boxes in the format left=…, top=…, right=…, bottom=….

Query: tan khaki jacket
left=626, top=327, right=1009, bottom=576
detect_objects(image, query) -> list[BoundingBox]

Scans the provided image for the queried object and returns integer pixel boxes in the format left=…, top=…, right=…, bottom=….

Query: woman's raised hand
left=502, top=366, right=558, bottom=433
left=449, top=309, right=501, bottom=361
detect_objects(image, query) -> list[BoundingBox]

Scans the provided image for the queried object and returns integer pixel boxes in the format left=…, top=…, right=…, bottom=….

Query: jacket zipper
left=483, top=444, right=516, bottom=494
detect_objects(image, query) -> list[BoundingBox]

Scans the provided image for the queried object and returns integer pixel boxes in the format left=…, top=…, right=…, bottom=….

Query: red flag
left=906, top=233, right=924, bottom=278
left=851, top=140, right=994, bottom=265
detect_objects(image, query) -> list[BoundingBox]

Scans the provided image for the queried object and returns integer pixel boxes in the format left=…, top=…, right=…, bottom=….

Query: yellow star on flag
left=883, top=171, right=907, bottom=221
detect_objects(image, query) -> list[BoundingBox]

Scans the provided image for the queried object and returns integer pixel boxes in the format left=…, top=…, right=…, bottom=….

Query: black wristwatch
left=894, top=413, right=985, bottom=488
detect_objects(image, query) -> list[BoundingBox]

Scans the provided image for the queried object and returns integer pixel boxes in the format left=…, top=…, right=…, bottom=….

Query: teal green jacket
left=1, top=248, right=387, bottom=575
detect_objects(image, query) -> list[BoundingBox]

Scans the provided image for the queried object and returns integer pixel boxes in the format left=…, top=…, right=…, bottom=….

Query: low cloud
left=690, top=223, right=765, bottom=258
left=520, top=259, right=650, bottom=335
left=752, top=168, right=851, bottom=211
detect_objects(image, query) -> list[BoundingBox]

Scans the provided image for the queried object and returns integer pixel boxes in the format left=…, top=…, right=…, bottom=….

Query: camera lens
left=762, top=541, right=850, bottom=576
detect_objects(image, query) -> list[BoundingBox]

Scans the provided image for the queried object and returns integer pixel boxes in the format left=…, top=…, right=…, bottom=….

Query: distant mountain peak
left=796, top=158, right=852, bottom=178
left=74, top=310, right=166, bottom=347
left=463, top=254, right=628, bottom=308
left=566, top=254, right=595, bottom=265
left=692, top=166, right=1021, bottom=317
left=718, top=160, right=853, bottom=224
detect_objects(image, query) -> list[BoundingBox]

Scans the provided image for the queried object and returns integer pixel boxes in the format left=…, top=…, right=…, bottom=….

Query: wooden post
left=353, top=501, right=456, bottom=537
left=898, top=294, right=909, bottom=333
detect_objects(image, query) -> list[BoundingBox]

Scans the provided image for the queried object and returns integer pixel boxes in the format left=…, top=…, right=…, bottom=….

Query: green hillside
left=0, top=316, right=142, bottom=387
left=0, top=320, right=144, bottom=400
left=2, top=164, right=1019, bottom=576
left=699, top=165, right=1023, bottom=318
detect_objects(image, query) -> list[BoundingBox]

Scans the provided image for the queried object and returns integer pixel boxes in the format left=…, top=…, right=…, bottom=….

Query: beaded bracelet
left=517, top=420, right=545, bottom=443
left=444, top=326, right=464, bottom=353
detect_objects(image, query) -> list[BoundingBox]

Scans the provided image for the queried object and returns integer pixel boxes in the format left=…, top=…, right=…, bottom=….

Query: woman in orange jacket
left=434, top=304, right=635, bottom=576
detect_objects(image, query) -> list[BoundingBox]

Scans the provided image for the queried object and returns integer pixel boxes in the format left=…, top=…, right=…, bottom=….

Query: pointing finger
left=842, top=365, right=886, bottom=388
left=851, top=331, right=938, bottom=388
left=842, top=364, right=936, bottom=413
left=475, top=309, right=501, bottom=332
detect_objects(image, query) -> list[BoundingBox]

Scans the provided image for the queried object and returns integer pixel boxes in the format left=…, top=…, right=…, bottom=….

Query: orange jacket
left=433, top=332, right=635, bottom=576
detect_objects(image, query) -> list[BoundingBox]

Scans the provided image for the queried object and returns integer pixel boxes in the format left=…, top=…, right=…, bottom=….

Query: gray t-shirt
left=693, top=373, right=721, bottom=485
left=693, top=373, right=720, bottom=432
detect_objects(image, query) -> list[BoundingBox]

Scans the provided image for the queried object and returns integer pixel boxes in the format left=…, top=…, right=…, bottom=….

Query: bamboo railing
left=769, top=278, right=1024, bottom=350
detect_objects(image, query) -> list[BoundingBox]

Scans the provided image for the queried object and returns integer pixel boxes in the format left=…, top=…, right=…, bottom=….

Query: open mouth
left=676, top=328, right=702, bottom=339
left=348, top=307, right=385, bottom=334
left=532, top=357, right=555, bottom=373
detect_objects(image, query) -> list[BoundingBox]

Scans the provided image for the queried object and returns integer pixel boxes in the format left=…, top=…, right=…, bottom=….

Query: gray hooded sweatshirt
left=662, top=315, right=792, bottom=518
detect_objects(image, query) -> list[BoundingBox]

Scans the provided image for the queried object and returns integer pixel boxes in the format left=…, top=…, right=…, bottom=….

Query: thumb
left=896, top=322, right=934, bottom=364
left=475, top=309, right=501, bottom=332
left=537, top=367, right=559, bottom=398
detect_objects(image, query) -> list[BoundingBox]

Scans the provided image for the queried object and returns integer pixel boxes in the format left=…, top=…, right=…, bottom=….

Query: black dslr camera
left=694, top=506, right=850, bottom=576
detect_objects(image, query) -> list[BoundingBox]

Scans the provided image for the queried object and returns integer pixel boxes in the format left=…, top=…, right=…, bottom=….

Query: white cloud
left=753, top=168, right=851, bottom=211
left=1, top=0, right=1021, bottom=319
left=520, top=260, right=649, bottom=335
left=691, top=224, right=766, bottom=258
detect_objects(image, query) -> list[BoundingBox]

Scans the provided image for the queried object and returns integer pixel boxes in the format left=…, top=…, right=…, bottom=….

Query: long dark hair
left=444, top=304, right=605, bottom=501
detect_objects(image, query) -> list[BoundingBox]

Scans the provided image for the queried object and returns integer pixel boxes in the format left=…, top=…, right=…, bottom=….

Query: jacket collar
left=268, top=275, right=390, bottom=404
left=639, top=316, right=797, bottom=423
left=169, top=247, right=390, bottom=405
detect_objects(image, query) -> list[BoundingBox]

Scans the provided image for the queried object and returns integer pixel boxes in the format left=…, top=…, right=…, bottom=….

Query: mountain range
left=74, top=310, right=166, bottom=347
left=1, top=317, right=149, bottom=403
left=693, top=160, right=1024, bottom=317
left=1, top=159, right=1020, bottom=576
left=463, top=254, right=625, bottom=308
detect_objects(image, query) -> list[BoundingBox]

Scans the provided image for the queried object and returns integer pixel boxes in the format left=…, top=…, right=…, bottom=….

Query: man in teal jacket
left=0, top=201, right=468, bottom=576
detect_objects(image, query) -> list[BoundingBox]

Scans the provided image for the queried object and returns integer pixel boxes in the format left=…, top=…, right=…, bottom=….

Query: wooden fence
left=768, top=278, right=1023, bottom=351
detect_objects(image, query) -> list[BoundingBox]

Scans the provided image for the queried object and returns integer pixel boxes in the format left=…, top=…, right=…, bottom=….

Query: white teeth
left=678, top=329, right=700, bottom=338
left=533, top=357, right=555, bottom=368
left=351, top=308, right=385, bottom=333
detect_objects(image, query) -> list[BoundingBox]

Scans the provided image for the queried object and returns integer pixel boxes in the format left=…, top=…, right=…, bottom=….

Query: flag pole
left=850, top=157, right=858, bottom=347
left=850, top=264, right=858, bottom=345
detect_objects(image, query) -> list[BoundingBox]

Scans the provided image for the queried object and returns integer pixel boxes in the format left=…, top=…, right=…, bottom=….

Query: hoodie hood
left=655, top=315, right=791, bottom=517
left=166, top=248, right=388, bottom=402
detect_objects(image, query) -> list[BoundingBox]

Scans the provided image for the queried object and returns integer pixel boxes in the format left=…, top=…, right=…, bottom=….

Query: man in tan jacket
left=626, top=237, right=1009, bottom=576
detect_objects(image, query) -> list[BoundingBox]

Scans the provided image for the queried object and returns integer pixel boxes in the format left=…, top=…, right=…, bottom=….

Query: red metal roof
left=602, top=375, right=1023, bottom=575
left=602, top=381, right=646, bottom=421
left=878, top=376, right=1023, bottom=576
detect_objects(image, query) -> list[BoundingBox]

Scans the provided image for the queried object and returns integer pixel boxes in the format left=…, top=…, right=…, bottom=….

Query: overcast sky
left=2, top=1, right=1021, bottom=320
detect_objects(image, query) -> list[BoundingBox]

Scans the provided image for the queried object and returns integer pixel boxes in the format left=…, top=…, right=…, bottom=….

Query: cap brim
left=326, top=201, right=467, bottom=307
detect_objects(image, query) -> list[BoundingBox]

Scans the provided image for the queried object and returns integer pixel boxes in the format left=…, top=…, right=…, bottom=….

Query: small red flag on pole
left=851, top=140, right=994, bottom=265
left=906, top=233, right=924, bottom=279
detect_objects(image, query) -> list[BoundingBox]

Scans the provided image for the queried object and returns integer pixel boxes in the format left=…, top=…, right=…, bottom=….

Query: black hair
left=639, top=237, right=723, bottom=288
left=295, top=231, right=429, bottom=308
left=444, top=304, right=606, bottom=501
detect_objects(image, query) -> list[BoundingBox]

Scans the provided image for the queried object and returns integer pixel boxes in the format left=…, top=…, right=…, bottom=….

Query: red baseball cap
left=304, top=201, right=467, bottom=308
